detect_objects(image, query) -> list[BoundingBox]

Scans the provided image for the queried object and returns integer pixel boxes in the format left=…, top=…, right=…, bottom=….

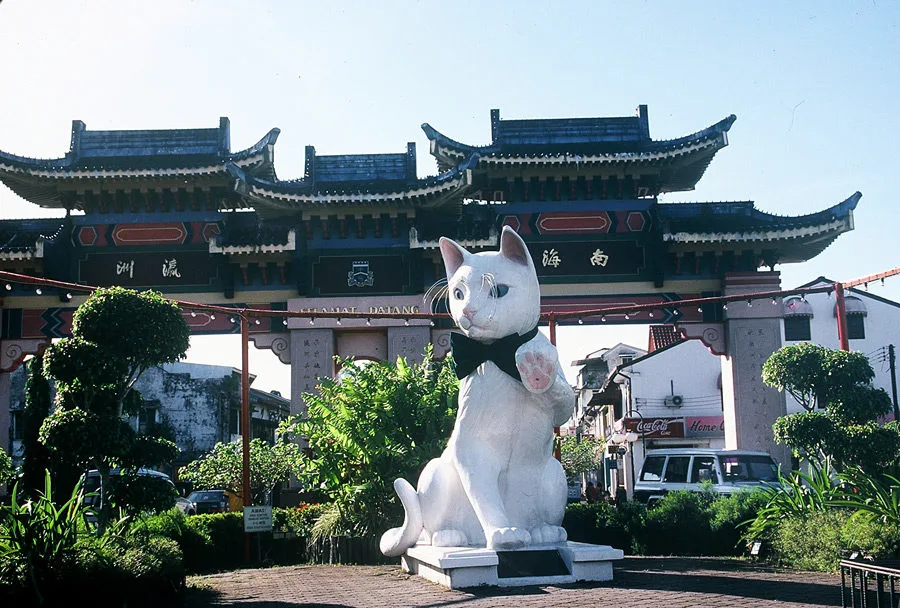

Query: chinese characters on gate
left=541, top=248, right=610, bottom=269
left=115, top=258, right=182, bottom=279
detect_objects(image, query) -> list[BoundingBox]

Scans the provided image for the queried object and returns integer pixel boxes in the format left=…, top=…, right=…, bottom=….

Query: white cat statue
left=380, top=225, right=575, bottom=556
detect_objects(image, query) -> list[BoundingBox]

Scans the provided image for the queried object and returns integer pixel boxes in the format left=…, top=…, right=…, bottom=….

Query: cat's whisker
left=424, top=279, right=449, bottom=313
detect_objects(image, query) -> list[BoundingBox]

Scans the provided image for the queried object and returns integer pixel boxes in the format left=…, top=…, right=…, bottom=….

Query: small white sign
left=243, top=505, right=273, bottom=533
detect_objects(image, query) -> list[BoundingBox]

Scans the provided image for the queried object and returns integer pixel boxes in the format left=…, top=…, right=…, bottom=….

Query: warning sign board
left=243, top=505, right=273, bottom=533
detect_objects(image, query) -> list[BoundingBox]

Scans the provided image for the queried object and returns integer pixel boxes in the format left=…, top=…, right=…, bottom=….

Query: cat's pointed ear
left=499, top=225, right=531, bottom=267
left=439, top=236, right=469, bottom=278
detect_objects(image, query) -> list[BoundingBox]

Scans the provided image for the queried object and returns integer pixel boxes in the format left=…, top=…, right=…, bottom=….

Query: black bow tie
left=450, top=326, right=540, bottom=382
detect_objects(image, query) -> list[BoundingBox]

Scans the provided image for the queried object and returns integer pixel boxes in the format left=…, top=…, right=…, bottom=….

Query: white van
left=633, top=448, right=779, bottom=506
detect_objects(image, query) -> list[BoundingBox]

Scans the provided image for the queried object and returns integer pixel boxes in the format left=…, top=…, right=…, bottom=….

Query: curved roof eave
left=423, top=115, right=736, bottom=167
left=235, top=154, right=479, bottom=214
left=661, top=192, right=860, bottom=255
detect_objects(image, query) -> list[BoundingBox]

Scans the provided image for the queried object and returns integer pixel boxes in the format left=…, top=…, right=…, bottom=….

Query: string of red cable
left=0, top=268, right=897, bottom=324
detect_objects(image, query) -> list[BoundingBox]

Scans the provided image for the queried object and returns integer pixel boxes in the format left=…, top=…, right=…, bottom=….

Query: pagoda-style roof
left=422, top=106, right=736, bottom=193
left=0, top=218, right=65, bottom=261
left=228, top=143, right=480, bottom=218
left=659, top=191, right=860, bottom=263
left=0, top=118, right=279, bottom=208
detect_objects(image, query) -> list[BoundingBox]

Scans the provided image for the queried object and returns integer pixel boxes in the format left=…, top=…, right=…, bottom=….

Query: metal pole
left=549, top=313, right=562, bottom=461
left=890, top=344, right=899, bottom=422
left=241, top=314, right=251, bottom=563
left=835, top=283, right=849, bottom=351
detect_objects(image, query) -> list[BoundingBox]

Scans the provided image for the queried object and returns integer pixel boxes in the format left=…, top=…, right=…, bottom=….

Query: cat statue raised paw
left=380, top=226, right=575, bottom=556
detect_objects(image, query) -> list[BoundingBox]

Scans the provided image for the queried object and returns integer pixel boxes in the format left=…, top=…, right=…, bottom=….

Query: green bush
left=563, top=500, right=645, bottom=554
left=769, top=509, right=900, bottom=572
left=643, top=490, right=714, bottom=555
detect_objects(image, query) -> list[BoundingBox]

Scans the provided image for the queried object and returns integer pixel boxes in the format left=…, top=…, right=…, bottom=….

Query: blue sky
left=1, top=1, right=898, bottom=395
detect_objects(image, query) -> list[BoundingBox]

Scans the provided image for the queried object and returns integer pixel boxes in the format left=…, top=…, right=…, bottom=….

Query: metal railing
left=841, top=556, right=900, bottom=607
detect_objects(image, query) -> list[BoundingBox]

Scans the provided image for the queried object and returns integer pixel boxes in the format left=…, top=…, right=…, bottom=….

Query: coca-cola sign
left=623, top=417, right=684, bottom=438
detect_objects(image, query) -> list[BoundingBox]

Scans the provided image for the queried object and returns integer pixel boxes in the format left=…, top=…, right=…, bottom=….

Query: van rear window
left=640, top=456, right=665, bottom=481
left=721, top=455, right=779, bottom=482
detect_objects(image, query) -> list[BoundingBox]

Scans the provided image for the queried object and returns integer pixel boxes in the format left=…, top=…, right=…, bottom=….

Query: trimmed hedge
left=563, top=490, right=767, bottom=557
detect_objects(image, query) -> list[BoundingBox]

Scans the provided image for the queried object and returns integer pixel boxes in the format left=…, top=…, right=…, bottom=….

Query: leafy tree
left=762, top=343, right=900, bottom=472
left=559, top=435, right=605, bottom=482
left=39, top=287, right=190, bottom=528
left=20, top=352, right=58, bottom=498
left=279, top=347, right=458, bottom=537
left=0, top=446, right=13, bottom=489
left=179, top=438, right=305, bottom=504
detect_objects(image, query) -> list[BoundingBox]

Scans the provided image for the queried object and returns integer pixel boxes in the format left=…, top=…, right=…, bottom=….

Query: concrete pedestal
left=401, top=542, right=624, bottom=589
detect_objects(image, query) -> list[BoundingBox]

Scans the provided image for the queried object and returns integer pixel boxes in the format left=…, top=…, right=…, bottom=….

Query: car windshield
left=720, top=455, right=779, bottom=482
left=188, top=491, right=223, bottom=502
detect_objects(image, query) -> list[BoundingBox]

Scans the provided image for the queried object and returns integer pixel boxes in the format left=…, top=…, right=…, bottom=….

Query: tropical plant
left=179, top=437, right=305, bottom=504
left=741, top=459, right=844, bottom=542
left=833, top=466, right=900, bottom=526
left=280, top=347, right=458, bottom=537
left=0, top=471, right=126, bottom=605
left=763, top=343, right=900, bottom=472
left=39, top=286, right=189, bottom=528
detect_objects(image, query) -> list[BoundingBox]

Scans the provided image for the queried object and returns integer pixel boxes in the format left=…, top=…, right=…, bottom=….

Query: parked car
left=185, top=489, right=230, bottom=514
left=175, top=495, right=195, bottom=515
left=633, top=448, right=780, bottom=506
left=81, top=468, right=178, bottom=519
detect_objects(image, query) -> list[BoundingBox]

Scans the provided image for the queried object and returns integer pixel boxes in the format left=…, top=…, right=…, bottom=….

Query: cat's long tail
left=379, top=478, right=423, bottom=557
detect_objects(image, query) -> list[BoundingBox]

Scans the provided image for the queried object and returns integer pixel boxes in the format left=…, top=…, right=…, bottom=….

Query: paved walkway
left=184, top=556, right=845, bottom=607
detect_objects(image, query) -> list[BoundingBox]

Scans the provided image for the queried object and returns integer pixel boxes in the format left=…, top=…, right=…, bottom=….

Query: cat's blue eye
left=490, top=284, right=510, bottom=298
left=453, top=287, right=464, bottom=300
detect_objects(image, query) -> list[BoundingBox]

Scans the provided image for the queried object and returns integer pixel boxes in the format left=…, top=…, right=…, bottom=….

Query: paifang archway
left=0, top=107, right=859, bottom=465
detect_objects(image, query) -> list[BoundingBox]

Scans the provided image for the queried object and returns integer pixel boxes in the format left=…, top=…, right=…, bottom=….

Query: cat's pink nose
left=462, top=306, right=476, bottom=319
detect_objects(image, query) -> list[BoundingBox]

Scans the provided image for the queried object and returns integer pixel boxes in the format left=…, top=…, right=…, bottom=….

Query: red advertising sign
left=622, top=417, right=684, bottom=438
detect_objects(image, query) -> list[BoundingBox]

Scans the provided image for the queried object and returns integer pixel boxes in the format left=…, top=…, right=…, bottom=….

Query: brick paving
left=184, top=556, right=845, bottom=607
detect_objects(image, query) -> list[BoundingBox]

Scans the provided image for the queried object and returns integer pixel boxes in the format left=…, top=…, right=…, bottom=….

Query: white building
left=571, top=279, right=900, bottom=499
left=782, top=277, right=899, bottom=416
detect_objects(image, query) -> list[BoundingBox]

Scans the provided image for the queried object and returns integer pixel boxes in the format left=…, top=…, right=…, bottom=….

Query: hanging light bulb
left=722, top=303, right=728, bottom=311
left=191, top=310, right=197, bottom=317
left=624, top=314, right=630, bottom=320
left=336, top=318, right=342, bottom=326
left=578, top=318, right=583, bottom=325
left=254, top=319, right=260, bottom=325
left=697, top=305, right=703, bottom=313
left=229, top=316, right=236, bottom=324
left=309, top=318, right=315, bottom=325
left=210, top=314, right=216, bottom=320
left=601, top=315, right=607, bottom=322
left=35, top=288, right=42, bottom=295
left=429, top=320, right=435, bottom=327
left=648, top=311, right=654, bottom=318
left=746, top=300, right=752, bottom=308
left=404, top=319, right=409, bottom=326
left=4, top=283, right=11, bottom=291
left=282, top=319, right=288, bottom=326
left=366, top=318, right=371, bottom=326
left=65, top=293, right=72, bottom=300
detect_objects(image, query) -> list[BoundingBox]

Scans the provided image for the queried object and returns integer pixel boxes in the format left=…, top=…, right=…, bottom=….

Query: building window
left=784, top=316, right=811, bottom=341
left=783, top=297, right=813, bottom=341
left=847, top=315, right=865, bottom=340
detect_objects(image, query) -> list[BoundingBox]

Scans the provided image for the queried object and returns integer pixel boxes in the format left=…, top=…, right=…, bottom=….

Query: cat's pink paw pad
left=517, top=351, right=555, bottom=393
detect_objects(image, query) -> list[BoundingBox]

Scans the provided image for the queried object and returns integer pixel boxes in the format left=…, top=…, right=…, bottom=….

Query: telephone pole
left=890, top=344, right=898, bottom=422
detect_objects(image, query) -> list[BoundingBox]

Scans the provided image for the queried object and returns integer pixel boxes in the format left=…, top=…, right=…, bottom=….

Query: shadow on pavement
left=612, top=557, right=839, bottom=606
